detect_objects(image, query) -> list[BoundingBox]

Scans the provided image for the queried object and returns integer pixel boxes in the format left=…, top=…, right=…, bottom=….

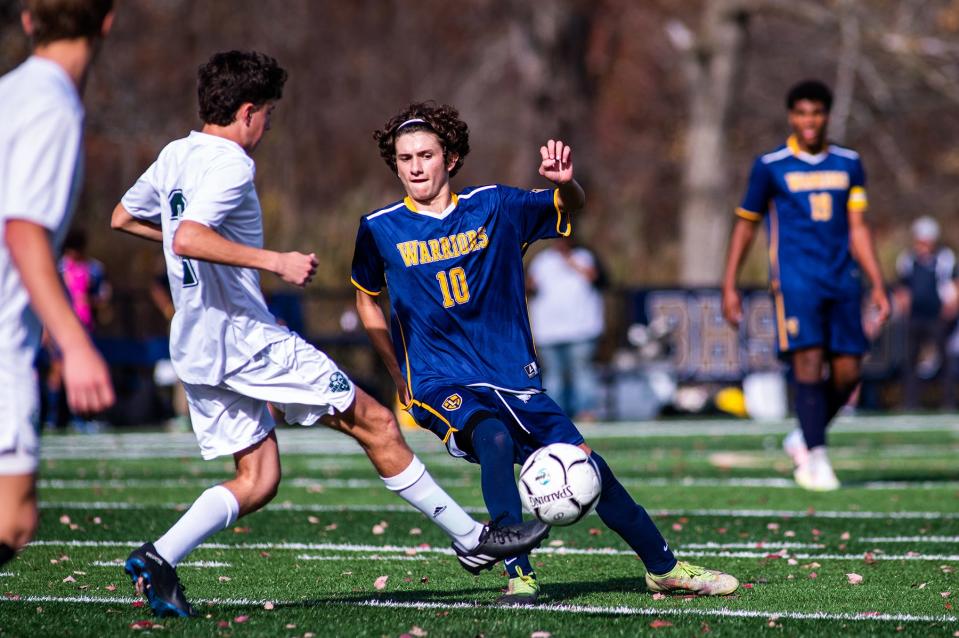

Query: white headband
left=395, top=118, right=428, bottom=133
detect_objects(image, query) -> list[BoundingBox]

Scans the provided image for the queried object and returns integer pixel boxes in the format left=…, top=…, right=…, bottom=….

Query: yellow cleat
left=496, top=567, right=540, bottom=605
left=645, top=561, right=739, bottom=596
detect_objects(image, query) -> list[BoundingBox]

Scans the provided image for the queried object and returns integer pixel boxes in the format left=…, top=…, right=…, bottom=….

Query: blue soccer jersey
left=737, top=135, right=868, bottom=294
left=737, top=135, right=870, bottom=355
left=351, top=184, right=569, bottom=394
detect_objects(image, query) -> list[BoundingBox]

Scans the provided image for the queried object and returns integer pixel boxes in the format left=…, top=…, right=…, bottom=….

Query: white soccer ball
left=518, top=443, right=602, bottom=526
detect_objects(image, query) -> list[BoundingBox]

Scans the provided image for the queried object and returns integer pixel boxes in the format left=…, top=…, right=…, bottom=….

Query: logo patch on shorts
left=786, top=317, right=800, bottom=337
left=442, top=394, right=462, bottom=411
left=328, top=372, right=351, bottom=393
left=524, top=362, right=539, bottom=378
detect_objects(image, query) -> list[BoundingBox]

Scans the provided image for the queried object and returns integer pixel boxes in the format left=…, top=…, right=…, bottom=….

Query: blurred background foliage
left=3, top=0, right=959, bottom=291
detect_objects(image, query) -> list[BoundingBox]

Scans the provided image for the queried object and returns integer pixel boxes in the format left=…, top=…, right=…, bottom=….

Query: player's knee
left=235, top=465, right=281, bottom=510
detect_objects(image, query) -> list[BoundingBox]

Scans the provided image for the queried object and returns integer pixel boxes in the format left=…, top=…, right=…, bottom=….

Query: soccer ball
left=518, top=443, right=602, bottom=526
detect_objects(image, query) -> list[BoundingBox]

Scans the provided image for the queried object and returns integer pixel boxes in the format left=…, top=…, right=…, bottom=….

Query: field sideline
left=1, top=414, right=957, bottom=637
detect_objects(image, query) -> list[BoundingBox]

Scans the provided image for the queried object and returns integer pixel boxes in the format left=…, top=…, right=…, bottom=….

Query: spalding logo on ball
left=518, top=443, right=602, bottom=526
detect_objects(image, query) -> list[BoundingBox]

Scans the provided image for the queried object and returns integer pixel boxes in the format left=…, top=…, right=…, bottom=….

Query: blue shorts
left=771, top=285, right=868, bottom=356
left=408, top=384, right=584, bottom=465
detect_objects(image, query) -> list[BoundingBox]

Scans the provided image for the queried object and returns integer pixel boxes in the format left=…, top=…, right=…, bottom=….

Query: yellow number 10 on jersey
left=436, top=267, right=471, bottom=308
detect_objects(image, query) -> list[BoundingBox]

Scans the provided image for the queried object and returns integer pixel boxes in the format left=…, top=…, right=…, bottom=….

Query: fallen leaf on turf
left=4, top=594, right=20, bottom=601
left=652, top=593, right=666, bottom=600
left=767, top=522, right=779, bottom=531
left=234, top=615, right=248, bottom=623
left=784, top=530, right=795, bottom=537
left=941, top=565, right=954, bottom=574
left=59, top=515, right=71, bottom=525
left=701, top=622, right=711, bottom=633
left=217, top=620, right=229, bottom=628
left=808, top=572, right=817, bottom=579
left=530, top=632, right=550, bottom=638
left=263, top=601, right=275, bottom=610
left=589, top=528, right=602, bottom=536
left=941, top=592, right=952, bottom=598
left=93, top=517, right=102, bottom=525
left=374, top=575, right=388, bottom=590
left=62, top=575, right=76, bottom=583
left=650, top=619, right=672, bottom=628
left=864, top=552, right=876, bottom=565
left=410, top=627, right=428, bottom=637
left=405, top=548, right=418, bottom=557
left=260, top=551, right=270, bottom=558
left=232, top=526, right=250, bottom=534
left=917, top=583, right=927, bottom=589
left=132, top=600, right=144, bottom=608
left=372, top=524, right=386, bottom=535
left=409, top=527, right=422, bottom=536
left=105, top=584, right=116, bottom=591
left=787, top=559, right=798, bottom=566
left=307, top=516, right=320, bottom=524
left=68, top=523, right=80, bottom=530
left=672, top=523, right=682, bottom=531
left=285, top=625, right=296, bottom=629
left=811, top=528, right=821, bottom=536
left=218, top=576, right=231, bottom=583
left=304, top=633, right=316, bottom=638
left=846, top=573, right=863, bottom=585
left=801, top=562, right=820, bottom=569
left=548, top=540, right=564, bottom=547
left=306, top=484, right=324, bottom=493
left=73, top=571, right=86, bottom=576
left=840, top=531, right=850, bottom=540
left=130, top=620, right=154, bottom=630
left=325, top=523, right=337, bottom=531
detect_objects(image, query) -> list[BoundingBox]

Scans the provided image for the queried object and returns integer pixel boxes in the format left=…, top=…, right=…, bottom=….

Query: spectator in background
left=43, top=228, right=111, bottom=432
left=895, top=216, right=959, bottom=409
left=527, top=236, right=606, bottom=421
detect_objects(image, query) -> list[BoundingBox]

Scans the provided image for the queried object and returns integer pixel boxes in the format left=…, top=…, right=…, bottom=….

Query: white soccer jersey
left=121, top=131, right=289, bottom=385
left=0, top=56, right=85, bottom=370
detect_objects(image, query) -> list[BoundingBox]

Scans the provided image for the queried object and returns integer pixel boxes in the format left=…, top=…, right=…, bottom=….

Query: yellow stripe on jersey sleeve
left=848, top=186, right=868, bottom=212
left=351, top=277, right=381, bottom=296
left=554, top=189, right=572, bottom=236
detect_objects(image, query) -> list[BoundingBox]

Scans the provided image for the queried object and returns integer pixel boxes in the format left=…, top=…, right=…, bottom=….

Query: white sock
left=154, top=485, right=239, bottom=566
left=381, top=456, right=483, bottom=551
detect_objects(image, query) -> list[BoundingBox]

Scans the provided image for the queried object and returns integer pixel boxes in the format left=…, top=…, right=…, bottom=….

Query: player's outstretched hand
left=538, top=139, right=573, bottom=184
left=865, top=286, right=891, bottom=338
left=277, top=251, right=318, bottom=287
left=722, top=287, right=743, bottom=328
left=62, top=341, right=115, bottom=415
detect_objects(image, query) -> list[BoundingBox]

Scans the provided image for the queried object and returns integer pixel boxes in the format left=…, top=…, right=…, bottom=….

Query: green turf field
left=2, top=414, right=957, bottom=637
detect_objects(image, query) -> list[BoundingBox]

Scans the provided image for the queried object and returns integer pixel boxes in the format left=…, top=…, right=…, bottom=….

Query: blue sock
left=591, top=452, right=676, bottom=575
left=470, top=418, right=534, bottom=579
left=796, top=382, right=829, bottom=448
left=826, top=381, right=858, bottom=422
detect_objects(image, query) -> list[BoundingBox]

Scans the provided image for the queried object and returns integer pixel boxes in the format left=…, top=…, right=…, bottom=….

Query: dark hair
left=22, top=0, right=112, bottom=45
left=786, top=80, right=833, bottom=112
left=63, top=227, right=87, bottom=252
left=373, top=102, right=470, bottom=177
left=197, top=51, right=287, bottom=126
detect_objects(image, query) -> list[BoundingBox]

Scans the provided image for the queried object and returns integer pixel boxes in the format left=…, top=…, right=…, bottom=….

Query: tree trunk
left=676, top=0, right=750, bottom=286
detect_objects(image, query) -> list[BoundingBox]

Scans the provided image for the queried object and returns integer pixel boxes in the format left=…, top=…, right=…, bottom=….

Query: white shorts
left=0, top=364, right=40, bottom=475
left=184, top=333, right=357, bottom=460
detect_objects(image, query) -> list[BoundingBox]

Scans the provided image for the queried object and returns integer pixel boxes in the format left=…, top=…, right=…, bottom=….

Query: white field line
left=0, top=572, right=14, bottom=577
left=90, top=560, right=230, bottom=568
left=26, top=540, right=959, bottom=562
left=37, top=500, right=959, bottom=520
left=680, top=542, right=824, bottom=550
left=0, top=594, right=955, bottom=625
left=35, top=414, right=959, bottom=459
left=295, top=554, right=428, bottom=561
left=35, top=476, right=959, bottom=491
left=860, top=536, right=959, bottom=543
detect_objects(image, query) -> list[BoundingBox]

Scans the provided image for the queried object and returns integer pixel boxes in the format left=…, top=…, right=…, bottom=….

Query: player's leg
left=791, top=346, right=840, bottom=490
left=0, top=365, right=41, bottom=566
left=467, top=416, right=538, bottom=602
left=827, top=354, right=861, bottom=422
left=125, top=382, right=276, bottom=617
left=0, top=474, right=37, bottom=567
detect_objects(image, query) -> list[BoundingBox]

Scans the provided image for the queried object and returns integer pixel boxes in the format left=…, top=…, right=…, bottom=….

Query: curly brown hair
left=373, top=102, right=470, bottom=177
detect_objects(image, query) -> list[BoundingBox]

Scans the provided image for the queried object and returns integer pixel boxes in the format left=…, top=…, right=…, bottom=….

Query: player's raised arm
left=538, top=139, right=585, bottom=212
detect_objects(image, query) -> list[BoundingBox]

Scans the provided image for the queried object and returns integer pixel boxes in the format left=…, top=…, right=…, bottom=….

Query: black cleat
left=454, top=520, right=550, bottom=575
left=124, top=542, right=196, bottom=618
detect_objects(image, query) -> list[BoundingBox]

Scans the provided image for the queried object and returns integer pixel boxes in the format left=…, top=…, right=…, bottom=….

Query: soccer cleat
left=496, top=567, right=540, bottom=605
left=454, top=520, right=550, bottom=575
left=124, top=542, right=196, bottom=618
left=794, top=447, right=840, bottom=491
left=645, top=561, right=739, bottom=596
left=782, top=428, right=809, bottom=468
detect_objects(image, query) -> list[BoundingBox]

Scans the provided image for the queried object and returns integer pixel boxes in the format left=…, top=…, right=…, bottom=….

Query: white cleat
left=793, top=446, right=839, bottom=491
left=782, top=428, right=809, bottom=468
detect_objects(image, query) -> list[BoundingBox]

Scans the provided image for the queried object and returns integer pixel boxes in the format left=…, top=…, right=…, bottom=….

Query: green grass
left=2, top=415, right=958, bottom=637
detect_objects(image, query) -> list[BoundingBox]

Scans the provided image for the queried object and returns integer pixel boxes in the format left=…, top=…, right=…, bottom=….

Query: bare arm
left=355, top=290, right=409, bottom=405
left=110, top=203, right=162, bottom=242
left=721, top=217, right=759, bottom=327
left=5, top=219, right=114, bottom=413
left=173, top=220, right=318, bottom=287
left=848, top=209, right=891, bottom=328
